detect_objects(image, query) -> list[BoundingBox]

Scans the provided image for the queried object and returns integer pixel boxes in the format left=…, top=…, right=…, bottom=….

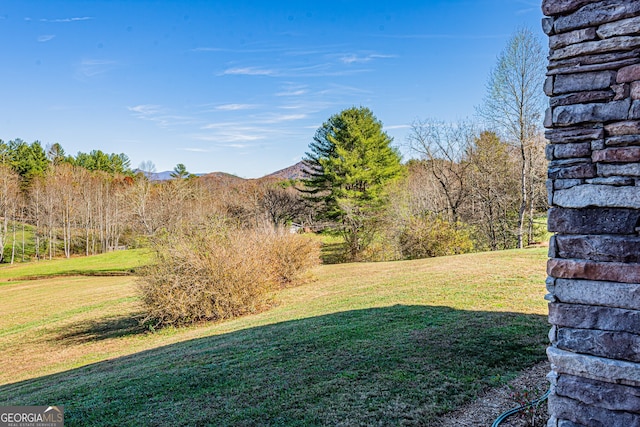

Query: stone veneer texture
left=542, top=1, right=640, bottom=426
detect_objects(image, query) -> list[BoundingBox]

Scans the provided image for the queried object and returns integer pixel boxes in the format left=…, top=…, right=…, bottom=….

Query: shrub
left=264, top=232, right=321, bottom=286
left=138, top=224, right=320, bottom=327
left=399, top=214, right=474, bottom=259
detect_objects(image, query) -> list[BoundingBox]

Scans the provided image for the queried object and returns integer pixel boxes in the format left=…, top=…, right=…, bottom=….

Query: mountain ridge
left=148, top=161, right=309, bottom=182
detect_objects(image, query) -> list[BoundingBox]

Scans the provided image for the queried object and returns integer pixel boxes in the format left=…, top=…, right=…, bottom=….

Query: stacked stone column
left=542, top=1, right=640, bottom=426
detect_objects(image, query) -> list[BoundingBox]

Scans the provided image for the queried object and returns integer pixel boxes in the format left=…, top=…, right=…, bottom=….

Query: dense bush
left=138, top=223, right=320, bottom=327
left=399, top=215, right=474, bottom=259
left=264, top=232, right=321, bottom=286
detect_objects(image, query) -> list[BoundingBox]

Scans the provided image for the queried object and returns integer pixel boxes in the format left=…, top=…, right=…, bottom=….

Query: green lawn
left=0, top=249, right=151, bottom=281
left=0, top=247, right=549, bottom=426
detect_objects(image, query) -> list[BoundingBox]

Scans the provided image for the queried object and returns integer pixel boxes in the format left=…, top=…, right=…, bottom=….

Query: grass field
left=0, top=248, right=152, bottom=281
left=0, top=247, right=549, bottom=426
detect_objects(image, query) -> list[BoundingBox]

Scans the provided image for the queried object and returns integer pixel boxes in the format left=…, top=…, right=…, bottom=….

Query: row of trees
left=300, top=28, right=546, bottom=259
left=0, top=28, right=546, bottom=264
left=0, top=140, right=314, bottom=262
left=406, top=123, right=546, bottom=252
left=0, top=123, right=544, bottom=264
left=0, top=142, right=135, bottom=262
left=0, top=136, right=544, bottom=265
left=299, top=108, right=546, bottom=261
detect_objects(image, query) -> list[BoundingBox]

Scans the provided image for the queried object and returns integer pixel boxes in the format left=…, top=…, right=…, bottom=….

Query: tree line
left=301, top=28, right=547, bottom=260
left=0, top=140, right=317, bottom=262
left=300, top=108, right=546, bottom=262
left=0, top=28, right=547, bottom=264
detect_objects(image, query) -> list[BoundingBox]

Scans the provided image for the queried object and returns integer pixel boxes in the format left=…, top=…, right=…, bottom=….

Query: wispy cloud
left=277, top=100, right=336, bottom=116
left=385, top=124, right=411, bottom=130
left=37, top=35, right=55, bottom=42
left=215, top=103, right=259, bottom=111
left=223, top=143, right=252, bottom=149
left=317, top=83, right=371, bottom=96
left=191, top=47, right=226, bottom=52
left=201, top=121, right=243, bottom=130
left=128, top=104, right=163, bottom=116
left=76, top=59, right=117, bottom=78
left=283, top=48, right=338, bottom=57
left=221, top=62, right=371, bottom=79
left=127, top=93, right=325, bottom=151
left=183, top=147, right=210, bottom=152
left=40, top=16, right=93, bottom=23
left=279, top=104, right=305, bottom=110
left=192, top=46, right=285, bottom=54
left=275, top=83, right=361, bottom=115
left=276, top=89, right=307, bottom=96
left=338, top=53, right=396, bottom=64
left=257, top=113, right=307, bottom=124
left=128, top=104, right=197, bottom=128
left=221, top=67, right=276, bottom=76
left=283, top=63, right=370, bottom=77
left=193, top=131, right=266, bottom=144
left=195, top=118, right=294, bottom=144
left=276, top=83, right=308, bottom=97
left=198, top=121, right=270, bottom=142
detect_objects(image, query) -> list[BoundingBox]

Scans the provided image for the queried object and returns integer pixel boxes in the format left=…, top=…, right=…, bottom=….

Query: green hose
left=491, top=388, right=551, bottom=427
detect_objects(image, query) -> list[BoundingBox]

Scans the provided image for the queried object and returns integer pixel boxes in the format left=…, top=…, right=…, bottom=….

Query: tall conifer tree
left=303, top=106, right=403, bottom=259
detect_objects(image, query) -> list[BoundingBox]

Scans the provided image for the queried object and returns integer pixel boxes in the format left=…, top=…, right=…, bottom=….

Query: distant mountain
left=133, top=170, right=174, bottom=181
left=135, top=170, right=206, bottom=181
left=200, top=171, right=243, bottom=180
left=263, top=161, right=308, bottom=181
left=148, top=171, right=174, bottom=181
left=199, top=171, right=246, bottom=185
left=136, top=163, right=308, bottom=182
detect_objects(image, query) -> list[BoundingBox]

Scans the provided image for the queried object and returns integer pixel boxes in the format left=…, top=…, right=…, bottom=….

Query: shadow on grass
left=54, top=314, right=148, bottom=344
left=0, top=305, right=548, bottom=426
left=320, top=242, right=346, bottom=264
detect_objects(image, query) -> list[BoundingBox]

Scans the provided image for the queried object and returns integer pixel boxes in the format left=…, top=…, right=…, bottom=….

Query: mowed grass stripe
left=0, top=249, right=152, bottom=281
left=0, top=296, right=138, bottom=338
left=0, top=247, right=548, bottom=426
left=0, top=276, right=139, bottom=331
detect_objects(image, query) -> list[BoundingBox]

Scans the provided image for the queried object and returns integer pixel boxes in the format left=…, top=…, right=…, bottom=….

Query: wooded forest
left=1, top=29, right=547, bottom=264
left=0, top=125, right=546, bottom=264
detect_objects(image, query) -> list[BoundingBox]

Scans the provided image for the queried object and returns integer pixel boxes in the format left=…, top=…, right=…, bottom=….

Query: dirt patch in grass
left=435, top=361, right=550, bottom=426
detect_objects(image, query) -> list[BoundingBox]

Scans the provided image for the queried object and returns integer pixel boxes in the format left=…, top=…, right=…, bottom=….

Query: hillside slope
left=262, top=161, right=308, bottom=180
left=0, top=248, right=548, bottom=425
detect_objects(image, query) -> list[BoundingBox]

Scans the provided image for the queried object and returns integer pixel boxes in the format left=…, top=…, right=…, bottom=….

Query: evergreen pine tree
left=302, top=106, right=403, bottom=259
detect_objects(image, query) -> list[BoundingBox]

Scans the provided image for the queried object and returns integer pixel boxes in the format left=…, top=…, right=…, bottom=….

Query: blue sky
left=1, top=0, right=544, bottom=178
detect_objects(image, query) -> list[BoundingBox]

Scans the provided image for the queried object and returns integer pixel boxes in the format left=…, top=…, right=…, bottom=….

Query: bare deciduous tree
left=0, top=165, right=19, bottom=262
left=467, top=131, right=520, bottom=250
left=477, top=27, right=546, bottom=248
left=407, top=119, right=476, bottom=224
